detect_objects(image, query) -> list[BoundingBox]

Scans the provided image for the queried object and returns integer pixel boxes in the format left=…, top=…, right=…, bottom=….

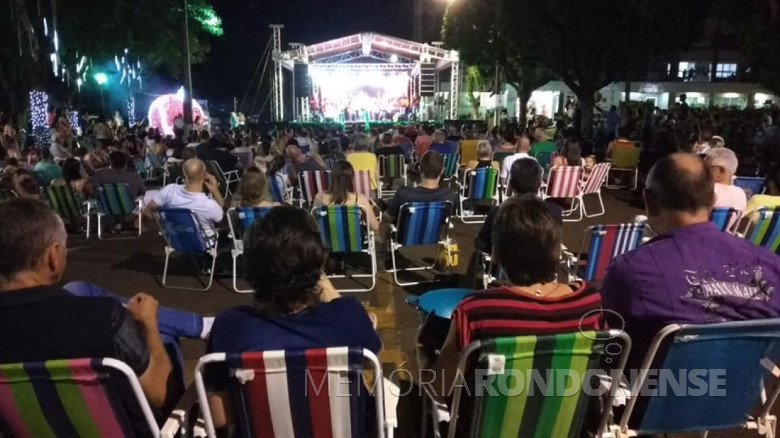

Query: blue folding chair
left=388, top=201, right=454, bottom=286
left=457, top=167, right=499, bottom=224
left=313, top=205, right=377, bottom=292
left=734, top=176, right=766, bottom=198
left=609, top=319, right=780, bottom=437
left=565, top=223, right=647, bottom=282
left=154, top=208, right=218, bottom=291
left=742, top=207, right=780, bottom=254
left=710, top=207, right=743, bottom=234
left=95, top=183, right=144, bottom=240
left=226, top=207, right=274, bottom=293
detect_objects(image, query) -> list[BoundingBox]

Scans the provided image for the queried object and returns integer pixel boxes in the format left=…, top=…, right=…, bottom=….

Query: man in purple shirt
left=602, top=153, right=780, bottom=361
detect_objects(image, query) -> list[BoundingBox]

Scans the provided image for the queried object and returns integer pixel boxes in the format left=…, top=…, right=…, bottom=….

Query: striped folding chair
left=388, top=201, right=454, bottom=286
left=606, top=147, right=641, bottom=190
left=269, top=174, right=293, bottom=204
left=234, top=150, right=254, bottom=170
left=423, top=330, right=630, bottom=438
left=145, top=153, right=167, bottom=180
left=195, top=348, right=395, bottom=438
left=45, top=184, right=93, bottom=238
left=133, top=157, right=151, bottom=180
left=566, top=223, right=647, bottom=282
left=205, top=160, right=240, bottom=198
left=492, top=151, right=513, bottom=168
left=457, top=167, right=499, bottom=224
left=154, top=208, right=218, bottom=291
left=379, top=154, right=408, bottom=196
left=609, top=319, right=780, bottom=438
left=0, top=358, right=184, bottom=437
left=313, top=205, right=377, bottom=292
left=0, top=188, right=17, bottom=201
left=353, top=170, right=377, bottom=200
left=95, top=183, right=144, bottom=240
left=710, top=207, right=743, bottom=234
left=734, top=176, right=766, bottom=198
left=297, top=170, right=330, bottom=208
left=578, top=162, right=611, bottom=217
left=441, top=153, right=461, bottom=181
left=227, top=207, right=274, bottom=293
left=543, top=166, right=584, bottom=222
left=459, top=140, right=479, bottom=166
left=742, top=207, right=780, bottom=254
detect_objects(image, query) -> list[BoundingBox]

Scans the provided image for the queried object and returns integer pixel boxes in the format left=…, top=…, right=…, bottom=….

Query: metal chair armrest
left=160, top=384, right=200, bottom=438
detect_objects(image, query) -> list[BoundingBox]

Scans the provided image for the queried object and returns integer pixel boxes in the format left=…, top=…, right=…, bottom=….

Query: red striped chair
left=579, top=162, right=611, bottom=217
left=565, top=223, right=647, bottom=282
left=543, top=166, right=584, bottom=222
left=297, top=170, right=330, bottom=208
left=0, top=358, right=185, bottom=437
left=353, top=170, right=377, bottom=200
left=195, top=348, right=397, bottom=438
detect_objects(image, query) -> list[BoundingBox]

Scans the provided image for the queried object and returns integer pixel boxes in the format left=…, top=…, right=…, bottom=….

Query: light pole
left=94, top=72, right=108, bottom=116
left=182, top=0, right=194, bottom=135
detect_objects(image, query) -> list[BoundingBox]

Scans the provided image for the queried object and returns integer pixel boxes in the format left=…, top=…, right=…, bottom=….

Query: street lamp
left=94, top=72, right=108, bottom=116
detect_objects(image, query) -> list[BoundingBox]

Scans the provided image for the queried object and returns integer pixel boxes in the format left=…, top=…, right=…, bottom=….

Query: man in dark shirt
left=0, top=199, right=189, bottom=423
left=376, top=132, right=406, bottom=158
left=475, top=158, right=563, bottom=253
left=89, top=151, right=147, bottom=198
left=196, top=131, right=239, bottom=174
left=385, top=150, right=458, bottom=221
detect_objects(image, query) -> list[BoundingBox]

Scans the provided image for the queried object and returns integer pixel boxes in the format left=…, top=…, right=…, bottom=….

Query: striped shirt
left=452, top=282, right=603, bottom=349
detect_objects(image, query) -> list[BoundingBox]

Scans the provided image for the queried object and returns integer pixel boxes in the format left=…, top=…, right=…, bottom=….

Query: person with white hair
left=704, top=148, right=747, bottom=211
left=465, top=139, right=499, bottom=171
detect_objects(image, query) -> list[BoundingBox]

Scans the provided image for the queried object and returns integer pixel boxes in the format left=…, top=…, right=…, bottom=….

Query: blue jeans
left=63, top=281, right=204, bottom=383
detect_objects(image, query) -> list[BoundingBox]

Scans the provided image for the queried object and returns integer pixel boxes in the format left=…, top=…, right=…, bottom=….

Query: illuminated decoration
left=148, top=91, right=205, bottom=136
left=94, top=72, right=108, bottom=85
left=29, top=91, right=50, bottom=148
left=67, top=111, right=79, bottom=133
left=189, top=4, right=224, bottom=36
left=127, top=96, right=136, bottom=126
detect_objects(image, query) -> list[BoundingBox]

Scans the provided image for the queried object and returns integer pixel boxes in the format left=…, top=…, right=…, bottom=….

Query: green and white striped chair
left=95, top=183, right=144, bottom=240
left=45, top=185, right=93, bottom=238
left=313, top=205, right=377, bottom=292
left=742, top=207, right=780, bottom=254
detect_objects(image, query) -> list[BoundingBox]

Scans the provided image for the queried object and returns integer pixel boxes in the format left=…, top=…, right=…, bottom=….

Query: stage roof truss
left=309, top=63, right=417, bottom=71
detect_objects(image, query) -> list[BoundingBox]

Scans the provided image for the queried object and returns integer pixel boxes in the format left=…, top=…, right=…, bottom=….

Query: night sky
left=191, top=0, right=446, bottom=109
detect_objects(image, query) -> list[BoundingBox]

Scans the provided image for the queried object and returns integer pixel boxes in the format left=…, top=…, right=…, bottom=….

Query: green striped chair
left=457, top=167, right=499, bottom=224
left=0, top=188, right=17, bottom=201
left=95, top=183, right=144, bottom=240
left=379, top=154, right=408, bottom=196
left=424, top=330, right=630, bottom=438
left=441, top=153, right=461, bottom=181
left=0, top=358, right=185, bottom=437
left=743, top=207, right=780, bottom=254
left=205, top=160, right=240, bottom=197
left=45, top=185, right=93, bottom=238
left=313, top=205, right=377, bottom=292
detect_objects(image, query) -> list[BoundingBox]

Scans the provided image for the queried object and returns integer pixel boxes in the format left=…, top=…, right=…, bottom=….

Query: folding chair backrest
left=213, top=348, right=372, bottom=438
left=379, top=154, right=406, bottom=179
left=133, top=158, right=146, bottom=175
left=96, top=183, right=135, bottom=216
left=395, top=201, right=452, bottom=246
left=234, top=151, right=253, bottom=169
left=581, top=223, right=646, bottom=281
left=456, top=331, right=624, bottom=438
left=324, top=158, right=339, bottom=172
left=155, top=208, right=211, bottom=253
left=626, top=320, right=780, bottom=435
left=734, top=177, right=766, bottom=198
left=545, top=166, right=583, bottom=199
left=298, top=170, right=329, bottom=205
left=611, top=147, right=641, bottom=169
left=0, top=188, right=17, bottom=201
left=0, top=358, right=157, bottom=437
left=204, top=160, right=227, bottom=187
left=459, top=140, right=479, bottom=166
left=492, top=152, right=513, bottom=167
left=46, top=185, right=85, bottom=221
left=465, top=167, right=499, bottom=201
left=314, top=205, right=366, bottom=253
left=269, top=174, right=286, bottom=203
left=534, top=151, right=554, bottom=170
left=441, top=153, right=461, bottom=179
left=582, top=162, right=611, bottom=195
left=353, top=170, right=375, bottom=199
left=236, top=207, right=273, bottom=236
left=146, top=153, right=164, bottom=170
left=745, top=207, right=780, bottom=253
left=709, top=207, right=741, bottom=233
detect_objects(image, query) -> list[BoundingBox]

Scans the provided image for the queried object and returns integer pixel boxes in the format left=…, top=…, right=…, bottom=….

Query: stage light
left=94, top=72, right=108, bottom=85
left=390, top=54, right=399, bottom=63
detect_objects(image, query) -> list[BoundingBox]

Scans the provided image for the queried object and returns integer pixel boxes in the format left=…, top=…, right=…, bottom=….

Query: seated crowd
left=1, top=118, right=780, bottom=436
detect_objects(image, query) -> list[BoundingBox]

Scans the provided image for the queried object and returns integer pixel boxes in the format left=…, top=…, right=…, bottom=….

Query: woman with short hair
left=205, top=206, right=381, bottom=431
left=466, top=140, right=500, bottom=171
left=313, top=160, right=380, bottom=232
left=234, top=167, right=278, bottom=208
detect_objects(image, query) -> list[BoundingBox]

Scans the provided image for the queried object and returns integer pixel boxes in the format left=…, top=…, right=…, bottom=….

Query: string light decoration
left=67, top=111, right=79, bottom=133
left=29, top=91, right=50, bottom=148
left=148, top=92, right=205, bottom=136
left=127, top=96, right=136, bottom=126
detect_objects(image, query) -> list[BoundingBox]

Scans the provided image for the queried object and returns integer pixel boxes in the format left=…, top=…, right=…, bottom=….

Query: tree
left=465, top=66, right=486, bottom=119
left=510, top=0, right=707, bottom=138
left=738, top=0, right=780, bottom=95
left=443, top=0, right=553, bottom=127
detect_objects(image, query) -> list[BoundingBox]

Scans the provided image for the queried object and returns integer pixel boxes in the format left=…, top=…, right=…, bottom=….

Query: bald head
left=183, top=158, right=206, bottom=182
left=517, top=136, right=531, bottom=153
left=645, top=153, right=714, bottom=216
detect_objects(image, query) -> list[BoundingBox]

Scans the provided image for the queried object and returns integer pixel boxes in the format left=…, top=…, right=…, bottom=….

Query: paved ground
left=59, top=187, right=747, bottom=437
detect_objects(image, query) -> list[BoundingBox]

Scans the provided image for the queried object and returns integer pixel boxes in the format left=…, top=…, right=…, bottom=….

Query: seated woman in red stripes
left=416, top=196, right=604, bottom=402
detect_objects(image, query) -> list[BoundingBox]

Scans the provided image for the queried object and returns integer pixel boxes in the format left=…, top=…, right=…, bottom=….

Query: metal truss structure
left=271, top=30, right=460, bottom=121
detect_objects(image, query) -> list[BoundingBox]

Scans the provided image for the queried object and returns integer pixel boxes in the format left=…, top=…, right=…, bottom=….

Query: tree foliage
left=738, top=0, right=780, bottom=94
